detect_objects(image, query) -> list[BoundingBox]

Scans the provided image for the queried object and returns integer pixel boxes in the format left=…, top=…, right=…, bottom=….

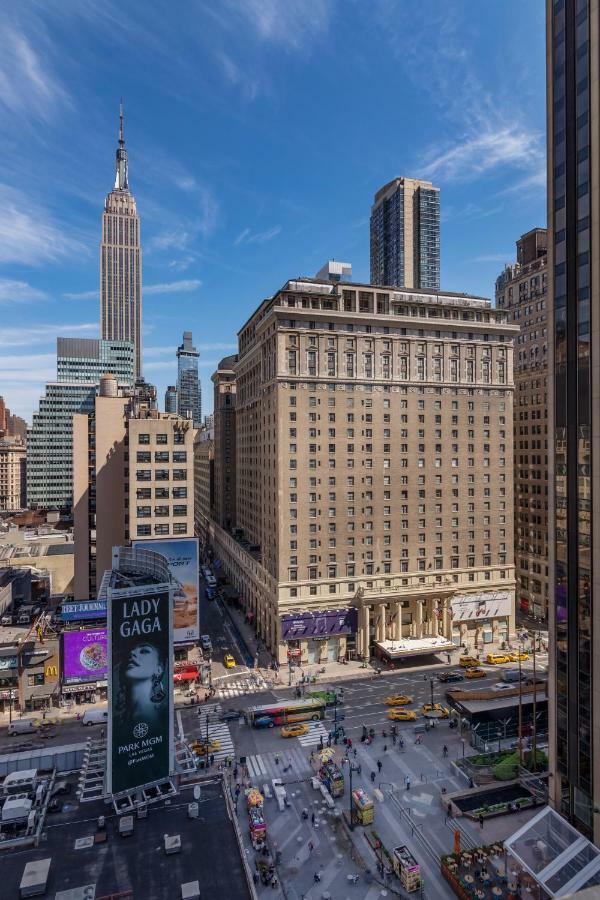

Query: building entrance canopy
left=375, top=636, right=455, bottom=660
left=504, top=806, right=600, bottom=897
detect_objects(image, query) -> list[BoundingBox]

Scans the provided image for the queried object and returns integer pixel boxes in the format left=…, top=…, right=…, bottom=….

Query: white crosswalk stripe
left=185, top=703, right=235, bottom=764
left=297, top=722, right=329, bottom=748
left=216, top=674, right=269, bottom=699
left=245, top=748, right=309, bottom=781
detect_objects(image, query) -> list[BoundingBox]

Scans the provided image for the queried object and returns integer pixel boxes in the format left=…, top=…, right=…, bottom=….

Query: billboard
left=107, top=588, right=173, bottom=796
left=132, top=538, right=199, bottom=644
left=61, top=600, right=107, bottom=622
left=63, top=629, right=108, bottom=684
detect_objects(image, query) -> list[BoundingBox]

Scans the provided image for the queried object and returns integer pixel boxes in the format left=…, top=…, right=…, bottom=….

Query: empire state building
left=100, top=104, right=142, bottom=378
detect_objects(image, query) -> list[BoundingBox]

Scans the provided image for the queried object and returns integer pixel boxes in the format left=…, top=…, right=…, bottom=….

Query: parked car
left=219, top=709, right=242, bottom=722
left=206, top=587, right=216, bottom=600
left=200, top=635, right=212, bottom=651
left=437, top=671, right=464, bottom=683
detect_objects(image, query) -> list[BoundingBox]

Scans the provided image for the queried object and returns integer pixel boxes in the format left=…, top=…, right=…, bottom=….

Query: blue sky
left=0, top=0, right=546, bottom=422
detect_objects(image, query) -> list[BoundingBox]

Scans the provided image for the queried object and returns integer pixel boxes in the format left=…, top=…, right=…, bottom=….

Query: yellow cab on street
left=280, top=723, right=309, bottom=739
left=223, top=653, right=236, bottom=668
left=458, top=656, right=480, bottom=668
left=421, top=703, right=449, bottom=718
left=384, top=695, right=413, bottom=706
left=388, top=708, right=417, bottom=722
left=465, top=667, right=486, bottom=679
left=507, top=651, right=529, bottom=662
left=486, top=653, right=511, bottom=665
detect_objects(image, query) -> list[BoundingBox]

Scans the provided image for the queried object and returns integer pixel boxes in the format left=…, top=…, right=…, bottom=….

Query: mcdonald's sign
left=45, top=664, right=58, bottom=679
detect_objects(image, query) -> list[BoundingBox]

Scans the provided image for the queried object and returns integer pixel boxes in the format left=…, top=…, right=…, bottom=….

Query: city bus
left=246, top=698, right=326, bottom=728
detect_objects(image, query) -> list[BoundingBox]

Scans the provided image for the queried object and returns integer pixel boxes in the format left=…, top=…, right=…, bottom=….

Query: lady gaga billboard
left=107, top=588, right=173, bottom=796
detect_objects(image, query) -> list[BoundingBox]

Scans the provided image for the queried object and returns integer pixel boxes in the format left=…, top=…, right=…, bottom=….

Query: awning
left=504, top=806, right=600, bottom=897
left=374, top=637, right=455, bottom=659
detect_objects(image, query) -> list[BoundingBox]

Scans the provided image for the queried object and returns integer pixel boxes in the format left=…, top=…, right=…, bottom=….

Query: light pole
left=345, top=759, right=360, bottom=830
left=517, top=632, right=526, bottom=767
left=205, top=712, right=210, bottom=770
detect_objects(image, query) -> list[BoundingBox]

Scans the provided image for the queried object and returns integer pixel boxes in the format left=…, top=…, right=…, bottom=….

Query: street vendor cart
left=351, top=788, right=374, bottom=825
left=393, top=844, right=421, bottom=893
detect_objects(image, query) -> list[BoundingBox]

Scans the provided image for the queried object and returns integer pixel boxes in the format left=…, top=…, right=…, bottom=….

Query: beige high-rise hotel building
left=73, top=375, right=194, bottom=600
left=206, top=277, right=518, bottom=666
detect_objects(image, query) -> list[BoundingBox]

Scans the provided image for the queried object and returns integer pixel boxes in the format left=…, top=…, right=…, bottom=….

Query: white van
left=206, top=575, right=217, bottom=589
left=82, top=708, right=108, bottom=726
left=7, top=719, right=39, bottom=736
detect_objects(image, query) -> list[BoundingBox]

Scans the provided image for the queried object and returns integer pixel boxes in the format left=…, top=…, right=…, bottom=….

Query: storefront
left=60, top=681, right=107, bottom=705
left=61, top=627, right=108, bottom=705
left=280, top=608, right=358, bottom=665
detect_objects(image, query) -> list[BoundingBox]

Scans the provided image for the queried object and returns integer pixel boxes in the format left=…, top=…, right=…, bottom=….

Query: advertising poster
left=132, top=538, right=199, bottom=644
left=108, top=589, right=173, bottom=796
left=63, top=629, right=108, bottom=684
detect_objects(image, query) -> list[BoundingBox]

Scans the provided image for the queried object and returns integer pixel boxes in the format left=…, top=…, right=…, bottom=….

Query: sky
left=0, top=0, right=547, bottom=423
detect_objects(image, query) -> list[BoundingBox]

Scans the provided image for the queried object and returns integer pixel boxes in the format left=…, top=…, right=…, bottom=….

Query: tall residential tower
left=370, top=177, right=440, bottom=290
left=177, top=331, right=201, bottom=426
left=100, top=104, right=143, bottom=378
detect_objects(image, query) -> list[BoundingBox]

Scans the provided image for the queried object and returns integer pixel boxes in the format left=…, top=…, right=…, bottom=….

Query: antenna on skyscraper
left=119, top=98, right=124, bottom=145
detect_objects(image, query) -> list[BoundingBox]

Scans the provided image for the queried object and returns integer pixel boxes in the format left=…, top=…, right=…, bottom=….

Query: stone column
left=394, top=602, right=402, bottom=640
left=414, top=600, right=423, bottom=638
left=378, top=604, right=387, bottom=642
left=360, top=606, right=370, bottom=658
left=443, top=605, right=452, bottom=640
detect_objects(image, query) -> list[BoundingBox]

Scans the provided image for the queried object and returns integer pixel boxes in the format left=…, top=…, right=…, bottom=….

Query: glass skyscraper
left=177, top=331, right=201, bottom=426
left=370, top=177, right=440, bottom=290
left=548, top=0, right=597, bottom=839
left=27, top=338, right=134, bottom=509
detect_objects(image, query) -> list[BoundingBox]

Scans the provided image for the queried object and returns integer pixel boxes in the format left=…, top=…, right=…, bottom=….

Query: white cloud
left=0, top=322, right=98, bottom=349
left=0, top=184, right=87, bottom=266
left=63, top=289, right=98, bottom=301
left=420, top=127, right=544, bottom=183
left=144, top=279, right=202, bottom=295
left=0, top=279, right=47, bottom=304
left=0, top=353, right=56, bottom=384
left=0, top=24, right=70, bottom=124
left=234, top=225, right=281, bottom=246
left=218, top=51, right=261, bottom=101
left=220, top=0, right=331, bottom=50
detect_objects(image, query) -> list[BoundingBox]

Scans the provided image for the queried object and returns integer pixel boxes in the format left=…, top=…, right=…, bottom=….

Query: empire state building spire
left=101, top=100, right=142, bottom=378
left=114, top=99, right=129, bottom=191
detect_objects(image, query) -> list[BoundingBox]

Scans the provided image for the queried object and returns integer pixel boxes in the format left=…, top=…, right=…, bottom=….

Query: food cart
left=318, top=760, right=344, bottom=798
left=393, top=845, right=421, bottom=893
left=351, top=788, right=374, bottom=825
left=246, top=788, right=267, bottom=850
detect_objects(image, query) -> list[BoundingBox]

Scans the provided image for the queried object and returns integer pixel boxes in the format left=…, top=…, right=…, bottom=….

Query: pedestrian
left=383, top=744, right=387, bottom=753
left=479, top=813, right=484, bottom=830
left=253, top=872, right=259, bottom=886
left=327, top=735, right=331, bottom=748
left=275, top=753, right=280, bottom=765
left=399, top=737, right=404, bottom=749
left=314, top=871, right=321, bottom=883
left=210, top=753, right=215, bottom=766
left=415, top=735, right=422, bottom=745
left=311, top=811, right=315, bottom=825
left=377, top=759, right=382, bottom=773
left=443, top=744, right=448, bottom=758
left=370, top=771, right=376, bottom=783
left=308, top=840, right=314, bottom=854
left=353, top=748, right=357, bottom=758
left=347, top=737, right=352, bottom=749
left=406, top=777, right=411, bottom=790
left=234, top=766, right=238, bottom=780
left=310, top=750, right=314, bottom=763
left=447, top=653, right=451, bottom=665
left=319, top=737, right=323, bottom=751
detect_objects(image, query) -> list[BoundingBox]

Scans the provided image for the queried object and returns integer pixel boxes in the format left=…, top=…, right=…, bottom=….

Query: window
left=138, top=433, right=150, bottom=445
left=172, top=487, right=187, bottom=498
left=154, top=505, right=169, bottom=517
left=137, top=488, right=151, bottom=499
left=156, top=434, right=168, bottom=445
left=155, top=487, right=169, bottom=499
left=155, top=451, right=169, bottom=462
left=137, top=505, right=151, bottom=518
left=173, top=469, right=187, bottom=480
left=154, top=524, right=169, bottom=535
left=155, top=469, right=169, bottom=481
left=136, top=451, right=151, bottom=463
left=173, top=505, right=188, bottom=516
left=173, top=523, right=187, bottom=534
left=137, top=524, right=151, bottom=536
left=137, top=470, right=152, bottom=481
left=173, top=451, right=187, bottom=462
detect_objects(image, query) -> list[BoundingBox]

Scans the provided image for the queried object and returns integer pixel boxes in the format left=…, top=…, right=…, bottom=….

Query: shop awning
left=504, top=806, right=600, bottom=897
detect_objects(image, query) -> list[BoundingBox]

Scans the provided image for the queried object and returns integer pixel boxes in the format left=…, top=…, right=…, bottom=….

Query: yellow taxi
left=388, top=708, right=417, bottom=722
left=507, top=651, right=529, bottom=662
left=465, top=667, right=486, bottom=679
left=486, top=653, right=511, bottom=665
left=191, top=738, right=220, bottom=755
left=459, top=656, right=480, bottom=668
left=223, top=653, right=236, bottom=669
left=421, top=703, right=449, bottom=718
left=280, top=723, right=310, bottom=739
left=384, top=695, right=413, bottom=706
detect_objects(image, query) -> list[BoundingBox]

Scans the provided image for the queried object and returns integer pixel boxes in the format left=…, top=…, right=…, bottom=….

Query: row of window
left=136, top=487, right=187, bottom=499
left=136, top=505, right=188, bottom=517
left=136, top=470, right=188, bottom=481
left=287, top=351, right=506, bottom=382
left=136, top=451, right=187, bottom=462
left=287, top=567, right=508, bottom=598
left=138, top=432, right=186, bottom=445
left=136, top=523, right=188, bottom=536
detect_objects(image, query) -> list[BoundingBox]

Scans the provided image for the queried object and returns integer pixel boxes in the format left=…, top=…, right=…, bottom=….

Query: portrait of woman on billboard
left=114, top=641, right=168, bottom=730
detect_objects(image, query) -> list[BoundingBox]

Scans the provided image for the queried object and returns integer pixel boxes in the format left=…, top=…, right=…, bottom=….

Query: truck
left=7, top=720, right=39, bottom=737
left=81, top=708, right=108, bottom=726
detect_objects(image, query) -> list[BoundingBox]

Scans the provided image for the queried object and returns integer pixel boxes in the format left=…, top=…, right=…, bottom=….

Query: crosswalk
left=186, top=703, right=235, bottom=765
left=297, top=722, right=329, bottom=748
left=215, top=674, right=269, bottom=699
left=245, top=747, right=310, bottom=782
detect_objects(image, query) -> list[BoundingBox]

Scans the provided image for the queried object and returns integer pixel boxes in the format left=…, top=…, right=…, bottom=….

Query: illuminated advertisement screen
left=108, top=588, right=173, bottom=796
left=63, top=629, right=108, bottom=684
left=132, top=538, right=199, bottom=644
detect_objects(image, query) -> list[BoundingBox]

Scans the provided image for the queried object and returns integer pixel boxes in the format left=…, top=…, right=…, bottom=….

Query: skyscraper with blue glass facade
left=370, top=177, right=440, bottom=291
left=177, top=331, right=201, bottom=426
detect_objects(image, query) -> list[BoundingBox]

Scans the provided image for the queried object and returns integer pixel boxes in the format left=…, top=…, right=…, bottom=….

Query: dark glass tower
left=370, top=177, right=440, bottom=290
left=548, top=0, right=596, bottom=838
left=177, top=331, right=201, bottom=426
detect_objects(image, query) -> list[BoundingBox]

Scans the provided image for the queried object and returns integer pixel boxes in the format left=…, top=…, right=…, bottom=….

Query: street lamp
left=344, top=759, right=361, bottom=831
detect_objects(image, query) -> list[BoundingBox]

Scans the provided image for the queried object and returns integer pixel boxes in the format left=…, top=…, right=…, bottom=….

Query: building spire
left=114, top=98, right=129, bottom=191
